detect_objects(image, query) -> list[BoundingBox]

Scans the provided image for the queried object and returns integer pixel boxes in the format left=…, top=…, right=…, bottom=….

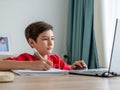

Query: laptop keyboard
left=69, top=68, right=108, bottom=76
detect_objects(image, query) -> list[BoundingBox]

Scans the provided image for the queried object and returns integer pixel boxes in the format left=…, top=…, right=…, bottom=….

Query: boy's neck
left=34, top=53, right=48, bottom=60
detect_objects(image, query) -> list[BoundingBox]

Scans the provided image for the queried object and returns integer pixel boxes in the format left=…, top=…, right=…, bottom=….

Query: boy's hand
left=29, top=60, right=53, bottom=70
left=71, top=60, right=87, bottom=70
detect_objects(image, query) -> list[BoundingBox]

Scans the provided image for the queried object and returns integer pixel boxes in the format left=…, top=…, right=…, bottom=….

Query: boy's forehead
left=38, top=30, right=54, bottom=37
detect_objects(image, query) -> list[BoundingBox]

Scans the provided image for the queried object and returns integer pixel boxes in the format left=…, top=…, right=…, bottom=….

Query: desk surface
left=1, top=74, right=120, bottom=90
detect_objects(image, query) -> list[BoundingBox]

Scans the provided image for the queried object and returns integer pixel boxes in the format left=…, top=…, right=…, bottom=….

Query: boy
left=0, top=21, right=87, bottom=71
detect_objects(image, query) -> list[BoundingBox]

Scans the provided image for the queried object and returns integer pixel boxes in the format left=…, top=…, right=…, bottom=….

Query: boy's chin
left=47, top=52, right=52, bottom=55
left=48, top=50, right=52, bottom=53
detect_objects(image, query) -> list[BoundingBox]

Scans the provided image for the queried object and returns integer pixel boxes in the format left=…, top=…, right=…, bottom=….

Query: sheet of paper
left=12, top=68, right=68, bottom=76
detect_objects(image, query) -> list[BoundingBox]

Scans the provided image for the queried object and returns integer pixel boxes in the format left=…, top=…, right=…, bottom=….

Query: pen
left=33, top=48, right=44, bottom=60
left=33, top=48, right=53, bottom=67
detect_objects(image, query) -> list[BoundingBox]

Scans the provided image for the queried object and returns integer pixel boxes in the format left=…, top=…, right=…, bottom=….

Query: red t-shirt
left=5, top=53, right=72, bottom=70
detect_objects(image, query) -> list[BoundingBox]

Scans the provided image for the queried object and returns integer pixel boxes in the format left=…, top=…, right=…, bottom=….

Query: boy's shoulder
left=5, top=53, right=35, bottom=61
left=49, top=54, right=59, bottom=57
left=18, top=53, right=36, bottom=59
left=48, top=54, right=62, bottom=60
left=19, top=53, right=32, bottom=56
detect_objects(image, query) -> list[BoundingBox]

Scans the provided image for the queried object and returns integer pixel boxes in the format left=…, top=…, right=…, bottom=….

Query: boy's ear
left=28, top=38, right=35, bottom=48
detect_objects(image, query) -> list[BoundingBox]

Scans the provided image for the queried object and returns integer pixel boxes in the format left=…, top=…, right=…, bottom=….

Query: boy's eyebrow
left=42, top=36, right=55, bottom=38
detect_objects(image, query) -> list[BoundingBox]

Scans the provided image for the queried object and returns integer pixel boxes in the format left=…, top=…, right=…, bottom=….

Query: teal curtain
left=67, top=0, right=99, bottom=68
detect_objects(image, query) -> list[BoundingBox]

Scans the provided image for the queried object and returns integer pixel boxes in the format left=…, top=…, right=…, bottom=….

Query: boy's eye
left=42, top=37, right=55, bottom=40
left=52, top=38, right=55, bottom=40
left=42, top=38, right=48, bottom=40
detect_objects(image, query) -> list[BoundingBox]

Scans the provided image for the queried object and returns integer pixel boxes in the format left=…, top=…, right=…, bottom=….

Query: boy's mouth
left=47, top=47, right=53, bottom=50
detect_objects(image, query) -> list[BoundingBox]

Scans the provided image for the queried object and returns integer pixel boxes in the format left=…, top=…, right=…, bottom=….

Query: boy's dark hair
left=25, top=21, right=53, bottom=42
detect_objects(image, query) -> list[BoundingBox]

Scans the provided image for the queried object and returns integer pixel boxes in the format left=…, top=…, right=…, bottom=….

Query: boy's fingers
left=45, top=60, right=53, bottom=66
left=74, top=61, right=87, bottom=68
left=81, top=61, right=87, bottom=68
left=42, top=60, right=53, bottom=67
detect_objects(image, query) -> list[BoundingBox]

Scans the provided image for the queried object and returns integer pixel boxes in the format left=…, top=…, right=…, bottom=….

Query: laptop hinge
left=102, top=71, right=117, bottom=77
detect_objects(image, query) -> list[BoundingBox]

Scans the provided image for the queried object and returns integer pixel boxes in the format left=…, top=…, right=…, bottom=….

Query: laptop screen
left=109, top=19, right=120, bottom=74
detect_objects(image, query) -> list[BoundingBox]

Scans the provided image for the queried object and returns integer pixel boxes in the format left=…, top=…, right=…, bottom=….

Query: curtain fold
left=67, top=0, right=99, bottom=68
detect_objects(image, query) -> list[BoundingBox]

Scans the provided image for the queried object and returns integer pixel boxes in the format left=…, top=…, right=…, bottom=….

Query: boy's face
left=0, top=39, right=5, bottom=44
left=29, top=30, right=55, bottom=55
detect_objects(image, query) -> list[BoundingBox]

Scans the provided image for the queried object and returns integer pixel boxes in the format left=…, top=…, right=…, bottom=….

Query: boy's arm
left=0, top=59, right=53, bottom=71
left=0, top=60, right=31, bottom=71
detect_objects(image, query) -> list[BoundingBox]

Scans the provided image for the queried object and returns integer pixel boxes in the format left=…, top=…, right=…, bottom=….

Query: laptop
left=69, top=18, right=120, bottom=77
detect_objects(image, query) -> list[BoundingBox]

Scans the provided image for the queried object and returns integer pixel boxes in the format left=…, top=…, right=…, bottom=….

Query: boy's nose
left=48, top=40, right=53, bottom=46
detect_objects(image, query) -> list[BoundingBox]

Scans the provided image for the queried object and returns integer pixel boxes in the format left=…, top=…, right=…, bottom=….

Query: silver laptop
left=69, top=18, right=120, bottom=77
